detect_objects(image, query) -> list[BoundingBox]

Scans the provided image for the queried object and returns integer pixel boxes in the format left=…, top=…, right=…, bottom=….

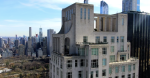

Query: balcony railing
left=76, top=42, right=108, bottom=45
left=118, top=50, right=127, bottom=52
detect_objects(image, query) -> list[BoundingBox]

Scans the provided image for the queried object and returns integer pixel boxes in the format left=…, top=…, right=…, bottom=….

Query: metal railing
left=118, top=50, right=128, bottom=52
left=76, top=42, right=108, bottom=45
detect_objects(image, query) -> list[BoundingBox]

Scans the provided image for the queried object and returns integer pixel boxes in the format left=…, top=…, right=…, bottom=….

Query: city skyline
left=0, top=0, right=150, bottom=36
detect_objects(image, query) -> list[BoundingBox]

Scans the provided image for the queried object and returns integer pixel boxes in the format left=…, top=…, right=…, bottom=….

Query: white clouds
left=3, top=18, right=61, bottom=32
left=4, top=20, right=19, bottom=22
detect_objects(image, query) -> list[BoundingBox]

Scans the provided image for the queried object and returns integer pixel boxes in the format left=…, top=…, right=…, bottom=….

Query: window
left=110, top=55, right=115, bottom=62
left=128, top=74, right=131, bottom=78
left=109, top=67, right=112, bottom=74
left=111, top=46, right=114, bottom=52
left=115, top=66, right=119, bottom=73
left=103, top=36, right=107, bottom=42
left=117, top=36, right=119, bottom=43
left=122, top=66, right=125, bottom=72
left=80, top=8, right=82, bottom=19
left=115, top=76, right=118, bottom=78
left=56, top=57, right=57, bottom=65
left=102, top=59, right=107, bottom=66
left=58, top=58, right=59, bottom=65
left=67, top=60, right=72, bottom=68
left=60, top=59, right=63, bottom=69
left=120, top=55, right=126, bottom=61
left=133, top=64, right=135, bottom=70
left=122, top=18, right=124, bottom=25
left=128, top=65, right=131, bottom=72
left=121, top=36, right=124, bottom=42
left=84, top=8, right=86, bottom=19
left=111, top=36, right=115, bottom=43
left=75, top=60, right=78, bottom=67
left=91, top=48, right=98, bottom=55
left=86, top=71, right=88, bottom=78
left=53, top=65, right=55, bottom=72
left=67, top=72, right=72, bottom=78
left=91, top=71, right=93, bottom=78
left=88, top=9, right=90, bottom=19
left=91, top=59, right=98, bottom=68
left=102, top=48, right=107, bottom=54
left=102, top=69, right=106, bottom=76
left=86, top=60, right=88, bottom=67
left=80, top=59, right=85, bottom=67
left=122, top=75, right=125, bottom=78
left=78, top=71, right=82, bottom=78
left=68, top=11, right=69, bottom=20
left=72, top=9, right=73, bottom=14
left=61, top=71, right=63, bottom=78
left=66, top=11, right=67, bottom=21
left=83, top=36, right=88, bottom=43
left=96, top=71, right=98, bottom=77
left=132, top=73, right=135, bottom=78
left=79, top=48, right=85, bottom=56
left=70, top=10, right=71, bottom=20
left=95, top=36, right=100, bottom=43
left=57, top=68, right=59, bottom=75
left=121, top=45, right=124, bottom=51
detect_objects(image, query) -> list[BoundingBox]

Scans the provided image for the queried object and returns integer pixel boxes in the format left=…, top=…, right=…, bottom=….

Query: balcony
left=76, top=42, right=108, bottom=45
left=118, top=50, right=127, bottom=52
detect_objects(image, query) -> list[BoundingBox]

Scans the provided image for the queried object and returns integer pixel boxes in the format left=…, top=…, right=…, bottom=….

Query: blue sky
left=0, top=0, right=149, bottom=37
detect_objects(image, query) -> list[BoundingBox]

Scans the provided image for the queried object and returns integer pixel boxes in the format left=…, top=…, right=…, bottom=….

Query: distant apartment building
left=100, top=0, right=108, bottom=14
left=50, top=3, right=139, bottom=78
left=122, top=0, right=140, bottom=12
left=18, top=44, right=25, bottom=56
left=2, top=49, right=13, bottom=58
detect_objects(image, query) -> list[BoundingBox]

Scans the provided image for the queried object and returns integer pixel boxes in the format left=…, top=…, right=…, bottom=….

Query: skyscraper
left=84, top=0, right=88, bottom=4
left=29, top=27, right=32, bottom=37
left=0, top=37, right=3, bottom=48
left=122, top=0, right=140, bottom=12
left=47, top=29, right=55, bottom=56
left=100, top=0, right=108, bottom=14
left=39, top=28, right=43, bottom=44
left=123, top=11, right=150, bottom=78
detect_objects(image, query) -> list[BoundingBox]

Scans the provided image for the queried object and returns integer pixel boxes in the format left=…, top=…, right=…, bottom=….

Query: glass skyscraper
left=123, top=11, right=150, bottom=78
left=100, top=1, right=108, bottom=14
left=122, top=0, right=140, bottom=12
left=100, top=0, right=108, bottom=14
left=84, top=0, right=88, bottom=4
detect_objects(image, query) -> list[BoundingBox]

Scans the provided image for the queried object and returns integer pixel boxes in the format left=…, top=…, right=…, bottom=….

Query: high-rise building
left=14, top=40, right=19, bottom=47
left=100, top=0, right=108, bottom=14
left=123, top=11, right=150, bottom=78
left=50, top=3, right=139, bottom=78
left=16, top=35, right=17, bottom=40
left=0, top=37, right=3, bottom=48
left=8, top=38, right=10, bottom=45
left=29, top=27, right=32, bottom=37
left=39, top=28, right=43, bottom=44
left=47, top=29, right=55, bottom=56
left=122, top=0, right=140, bottom=12
left=26, top=27, right=34, bottom=56
left=84, top=0, right=88, bottom=4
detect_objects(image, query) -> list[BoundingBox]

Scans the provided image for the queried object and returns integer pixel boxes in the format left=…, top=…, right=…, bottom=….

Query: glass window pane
left=111, top=36, right=115, bottom=43
left=80, top=8, right=82, bottom=19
